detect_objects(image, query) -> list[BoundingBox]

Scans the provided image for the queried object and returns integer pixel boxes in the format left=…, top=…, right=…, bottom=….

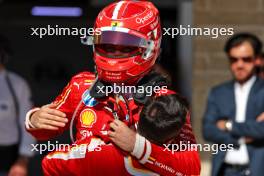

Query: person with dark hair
left=203, top=32, right=264, bottom=176
left=224, top=33, right=262, bottom=56
left=0, top=34, right=35, bottom=176
left=42, top=94, right=190, bottom=176
left=255, top=52, right=264, bottom=79
left=137, top=94, right=187, bottom=146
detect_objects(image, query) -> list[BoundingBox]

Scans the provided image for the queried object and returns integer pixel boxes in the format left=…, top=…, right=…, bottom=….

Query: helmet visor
left=94, top=30, right=150, bottom=48
left=95, top=44, right=144, bottom=59
left=81, top=28, right=155, bottom=59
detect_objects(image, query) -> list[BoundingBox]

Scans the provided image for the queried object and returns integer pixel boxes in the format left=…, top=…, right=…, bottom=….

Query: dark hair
left=137, top=94, right=187, bottom=145
left=224, top=33, right=262, bottom=57
left=0, top=34, right=12, bottom=64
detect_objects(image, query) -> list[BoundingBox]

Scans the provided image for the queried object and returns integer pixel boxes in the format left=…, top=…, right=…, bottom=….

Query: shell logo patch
left=80, top=109, right=97, bottom=128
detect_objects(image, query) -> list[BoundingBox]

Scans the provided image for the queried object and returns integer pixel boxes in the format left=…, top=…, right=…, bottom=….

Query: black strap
left=5, top=73, right=21, bottom=144
left=132, top=72, right=169, bottom=105
left=90, top=80, right=110, bottom=98
left=89, top=72, right=169, bottom=105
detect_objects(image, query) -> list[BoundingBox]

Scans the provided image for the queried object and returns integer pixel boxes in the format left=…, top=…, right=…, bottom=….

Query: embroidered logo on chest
left=82, top=89, right=98, bottom=107
left=80, top=109, right=97, bottom=128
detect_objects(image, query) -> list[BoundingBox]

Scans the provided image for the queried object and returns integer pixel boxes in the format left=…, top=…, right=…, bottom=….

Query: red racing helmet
left=83, top=0, right=162, bottom=84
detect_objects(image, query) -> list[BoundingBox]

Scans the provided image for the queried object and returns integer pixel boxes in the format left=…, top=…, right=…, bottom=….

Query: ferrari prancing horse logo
left=111, top=21, right=121, bottom=27
left=80, top=109, right=97, bottom=128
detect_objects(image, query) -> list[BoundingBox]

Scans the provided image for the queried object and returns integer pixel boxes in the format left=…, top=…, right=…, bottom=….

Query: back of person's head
left=0, top=34, right=12, bottom=65
left=224, top=33, right=262, bottom=57
left=137, top=94, right=188, bottom=145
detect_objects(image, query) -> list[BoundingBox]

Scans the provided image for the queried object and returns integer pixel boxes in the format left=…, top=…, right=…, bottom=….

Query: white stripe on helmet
left=112, top=1, right=125, bottom=19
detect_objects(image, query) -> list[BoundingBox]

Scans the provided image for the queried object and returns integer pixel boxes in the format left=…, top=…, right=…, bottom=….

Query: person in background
left=203, top=33, right=264, bottom=176
left=255, top=52, right=264, bottom=79
left=0, top=34, right=35, bottom=176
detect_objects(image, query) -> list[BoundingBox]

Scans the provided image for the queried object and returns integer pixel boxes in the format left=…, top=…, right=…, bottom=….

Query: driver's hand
left=30, top=104, right=68, bottom=130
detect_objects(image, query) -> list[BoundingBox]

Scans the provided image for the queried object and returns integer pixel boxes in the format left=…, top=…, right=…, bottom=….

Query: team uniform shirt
left=0, top=69, right=35, bottom=157
left=26, top=72, right=201, bottom=176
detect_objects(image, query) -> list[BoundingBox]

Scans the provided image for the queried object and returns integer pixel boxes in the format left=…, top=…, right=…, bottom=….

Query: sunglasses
left=229, top=56, right=255, bottom=63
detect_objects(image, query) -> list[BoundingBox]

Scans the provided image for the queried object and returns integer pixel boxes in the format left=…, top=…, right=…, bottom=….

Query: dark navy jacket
left=203, top=77, right=264, bottom=176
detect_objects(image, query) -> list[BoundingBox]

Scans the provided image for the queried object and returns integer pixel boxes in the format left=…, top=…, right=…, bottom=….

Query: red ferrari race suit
left=42, top=137, right=199, bottom=176
left=26, top=72, right=201, bottom=176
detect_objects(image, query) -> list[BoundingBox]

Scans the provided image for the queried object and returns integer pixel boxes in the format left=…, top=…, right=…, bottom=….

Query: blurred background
left=0, top=0, right=264, bottom=175
left=193, top=0, right=264, bottom=175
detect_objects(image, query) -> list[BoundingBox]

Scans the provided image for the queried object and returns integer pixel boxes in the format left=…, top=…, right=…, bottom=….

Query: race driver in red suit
left=25, top=0, right=201, bottom=175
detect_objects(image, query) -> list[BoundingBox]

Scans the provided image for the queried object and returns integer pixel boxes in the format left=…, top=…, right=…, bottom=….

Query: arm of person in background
left=216, top=112, right=264, bottom=140
left=9, top=80, right=35, bottom=176
left=109, top=120, right=201, bottom=176
left=202, top=89, right=239, bottom=146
